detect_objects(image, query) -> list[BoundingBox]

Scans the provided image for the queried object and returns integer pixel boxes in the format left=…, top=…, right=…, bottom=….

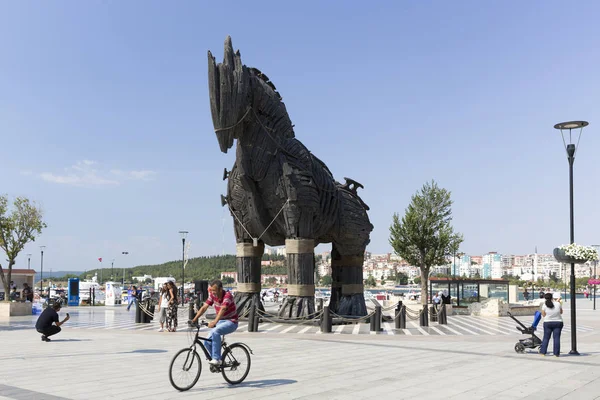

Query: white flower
left=558, top=243, right=599, bottom=261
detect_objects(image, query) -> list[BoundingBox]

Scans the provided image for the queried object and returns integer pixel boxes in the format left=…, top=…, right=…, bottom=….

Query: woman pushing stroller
left=539, top=292, right=563, bottom=357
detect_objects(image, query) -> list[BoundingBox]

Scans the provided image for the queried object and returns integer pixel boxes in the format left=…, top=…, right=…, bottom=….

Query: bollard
left=400, top=306, right=407, bottom=329
left=439, top=304, right=447, bottom=325
left=321, top=305, right=332, bottom=333
left=374, top=305, right=382, bottom=332
left=395, top=303, right=406, bottom=329
left=248, top=303, right=256, bottom=332
left=420, top=305, right=429, bottom=327
left=253, top=312, right=260, bottom=332
left=317, top=298, right=324, bottom=313
left=430, top=305, right=438, bottom=322
left=189, top=298, right=196, bottom=321
left=135, top=300, right=142, bottom=323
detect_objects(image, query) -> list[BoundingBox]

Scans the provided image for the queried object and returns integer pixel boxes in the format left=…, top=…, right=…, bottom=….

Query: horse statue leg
left=233, top=236, right=265, bottom=318
left=277, top=238, right=316, bottom=318
left=328, top=245, right=367, bottom=316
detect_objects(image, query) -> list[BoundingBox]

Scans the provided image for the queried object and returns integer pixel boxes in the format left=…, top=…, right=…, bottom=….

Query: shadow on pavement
left=229, top=379, right=297, bottom=389
left=191, top=379, right=297, bottom=393
left=49, top=339, right=93, bottom=342
left=119, top=349, right=169, bottom=354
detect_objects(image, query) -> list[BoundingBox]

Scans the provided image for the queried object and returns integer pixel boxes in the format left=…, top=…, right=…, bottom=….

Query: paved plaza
left=1, top=299, right=599, bottom=399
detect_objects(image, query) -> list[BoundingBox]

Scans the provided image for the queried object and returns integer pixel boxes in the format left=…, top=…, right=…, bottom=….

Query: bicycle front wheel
left=221, top=343, right=251, bottom=384
left=169, top=348, right=202, bottom=391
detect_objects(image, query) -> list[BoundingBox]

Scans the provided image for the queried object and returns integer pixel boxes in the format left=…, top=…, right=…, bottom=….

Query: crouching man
left=191, top=279, right=238, bottom=366
left=36, top=301, right=69, bottom=342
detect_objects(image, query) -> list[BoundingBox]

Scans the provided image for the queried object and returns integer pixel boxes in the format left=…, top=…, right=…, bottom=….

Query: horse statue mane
left=208, top=37, right=372, bottom=318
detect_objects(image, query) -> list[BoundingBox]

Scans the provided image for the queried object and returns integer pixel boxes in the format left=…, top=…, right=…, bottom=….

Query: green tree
left=0, top=196, right=47, bottom=297
left=413, top=277, right=421, bottom=285
left=399, top=272, right=409, bottom=285
left=320, top=275, right=332, bottom=286
left=393, top=272, right=409, bottom=285
left=389, top=180, right=463, bottom=305
left=365, top=275, right=376, bottom=287
left=266, top=276, right=278, bottom=285
left=380, top=278, right=386, bottom=286
left=222, top=276, right=235, bottom=285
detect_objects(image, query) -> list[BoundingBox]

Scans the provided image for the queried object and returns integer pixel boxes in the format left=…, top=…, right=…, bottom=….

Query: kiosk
left=67, top=278, right=80, bottom=306
left=105, top=282, right=122, bottom=306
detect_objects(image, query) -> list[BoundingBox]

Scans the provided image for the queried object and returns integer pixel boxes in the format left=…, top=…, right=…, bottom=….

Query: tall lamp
left=39, top=246, right=46, bottom=297
left=592, top=245, right=599, bottom=311
left=554, top=120, right=589, bottom=355
left=122, top=252, right=129, bottom=285
left=179, top=231, right=189, bottom=301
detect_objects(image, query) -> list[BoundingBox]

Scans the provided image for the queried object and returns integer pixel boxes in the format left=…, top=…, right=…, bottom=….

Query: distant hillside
left=78, top=254, right=287, bottom=283
left=36, top=271, right=84, bottom=281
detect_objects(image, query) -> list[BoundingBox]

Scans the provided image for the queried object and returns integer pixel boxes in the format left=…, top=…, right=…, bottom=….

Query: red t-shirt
left=205, top=290, right=238, bottom=323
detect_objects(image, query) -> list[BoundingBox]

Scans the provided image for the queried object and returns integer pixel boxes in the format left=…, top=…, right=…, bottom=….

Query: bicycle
left=168, top=320, right=253, bottom=391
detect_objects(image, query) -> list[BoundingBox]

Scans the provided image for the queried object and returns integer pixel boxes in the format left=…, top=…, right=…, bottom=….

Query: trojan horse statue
left=208, top=37, right=373, bottom=318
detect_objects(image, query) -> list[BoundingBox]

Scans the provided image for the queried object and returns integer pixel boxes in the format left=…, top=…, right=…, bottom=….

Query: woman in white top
left=157, top=284, right=169, bottom=332
left=539, top=292, right=563, bottom=357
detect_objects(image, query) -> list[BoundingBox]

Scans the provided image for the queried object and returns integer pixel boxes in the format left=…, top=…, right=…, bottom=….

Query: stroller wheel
left=514, top=343, right=525, bottom=353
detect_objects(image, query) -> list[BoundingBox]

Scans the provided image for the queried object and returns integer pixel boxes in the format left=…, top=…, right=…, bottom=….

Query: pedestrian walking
left=166, top=281, right=178, bottom=332
left=157, top=283, right=168, bottom=332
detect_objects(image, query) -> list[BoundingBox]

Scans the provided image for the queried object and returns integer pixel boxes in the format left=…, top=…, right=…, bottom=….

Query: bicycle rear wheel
left=169, top=348, right=202, bottom=391
left=221, top=343, right=251, bottom=384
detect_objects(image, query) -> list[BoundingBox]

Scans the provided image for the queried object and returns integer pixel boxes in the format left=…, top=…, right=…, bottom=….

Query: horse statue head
left=208, top=36, right=294, bottom=153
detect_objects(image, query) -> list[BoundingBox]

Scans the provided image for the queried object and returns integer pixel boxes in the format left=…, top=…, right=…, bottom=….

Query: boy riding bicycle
left=190, top=279, right=239, bottom=366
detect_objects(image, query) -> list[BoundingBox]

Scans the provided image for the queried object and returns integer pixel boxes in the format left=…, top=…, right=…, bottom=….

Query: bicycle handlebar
left=188, top=320, right=209, bottom=329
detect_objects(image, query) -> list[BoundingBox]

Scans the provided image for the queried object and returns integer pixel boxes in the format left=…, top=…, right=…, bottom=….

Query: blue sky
left=1, top=1, right=599, bottom=272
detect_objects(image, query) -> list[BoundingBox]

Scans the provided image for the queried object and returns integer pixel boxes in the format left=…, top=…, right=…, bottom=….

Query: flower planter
left=553, top=248, right=588, bottom=264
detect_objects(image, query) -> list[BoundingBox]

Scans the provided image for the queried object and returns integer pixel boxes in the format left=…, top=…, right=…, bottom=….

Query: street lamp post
left=122, top=252, right=129, bottom=285
left=592, top=245, right=599, bottom=311
left=40, top=246, right=46, bottom=298
left=563, top=263, right=567, bottom=302
left=27, top=254, right=32, bottom=270
left=554, top=120, right=589, bottom=356
left=179, top=231, right=189, bottom=301
left=111, top=259, right=115, bottom=281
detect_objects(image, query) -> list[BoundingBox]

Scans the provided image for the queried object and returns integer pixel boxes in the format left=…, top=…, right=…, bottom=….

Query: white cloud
left=110, top=169, right=157, bottom=181
left=38, top=161, right=156, bottom=187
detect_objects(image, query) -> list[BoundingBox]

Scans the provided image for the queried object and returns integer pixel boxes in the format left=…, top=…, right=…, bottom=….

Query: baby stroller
left=508, top=311, right=542, bottom=353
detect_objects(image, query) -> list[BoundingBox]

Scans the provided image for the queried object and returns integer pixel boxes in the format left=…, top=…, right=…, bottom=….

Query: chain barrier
left=256, top=308, right=324, bottom=321
left=329, top=310, right=375, bottom=324
left=238, top=307, right=250, bottom=319
left=138, top=301, right=157, bottom=318
left=381, top=302, right=401, bottom=312
left=403, top=306, right=426, bottom=321
left=254, top=308, right=325, bottom=325
left=393, top=305, right=405, bottom=321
